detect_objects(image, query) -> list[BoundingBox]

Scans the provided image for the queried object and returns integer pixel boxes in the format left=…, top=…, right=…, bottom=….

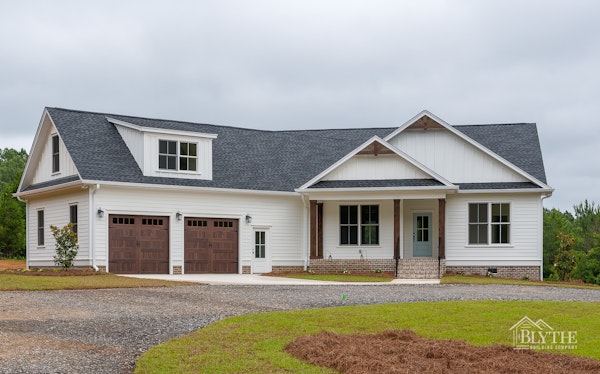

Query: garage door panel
left=184, top=217, right=238, bottom=273
left=109, top=215, right=169, bottom=274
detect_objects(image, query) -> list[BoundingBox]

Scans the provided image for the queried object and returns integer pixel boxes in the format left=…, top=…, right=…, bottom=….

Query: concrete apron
left=120, top=274, right=441, bottom=286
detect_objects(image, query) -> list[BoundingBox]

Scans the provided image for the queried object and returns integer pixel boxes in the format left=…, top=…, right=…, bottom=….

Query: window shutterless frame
left=158, top=140, right=198, bottom=172
left=51, top=135, right=60, bottom=173
left=339, top=205, right=379, bottom=246
left=468, top=202, right=510, bottom=245
left=37, top=210, right=44, bottom=246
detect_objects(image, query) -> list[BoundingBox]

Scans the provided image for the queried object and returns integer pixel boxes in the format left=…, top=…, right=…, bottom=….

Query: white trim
left=298, top=136, right=454, bottom=190
left=457, top=188, right=554, bottom=194
left=297, top=186, right=456, bottom=193
left=465, top=201, right=511, bottom=247
left=107, top=117, right=218, bottom=139
left=384, top=110, right=552, bottom=190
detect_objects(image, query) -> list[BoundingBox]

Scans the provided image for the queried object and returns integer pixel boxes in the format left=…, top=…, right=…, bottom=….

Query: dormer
left=108, top=117, right=216, bottom=181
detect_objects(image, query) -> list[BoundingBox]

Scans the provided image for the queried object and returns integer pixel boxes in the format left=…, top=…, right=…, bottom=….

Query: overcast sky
left=1, top=1, right=598, bottom=212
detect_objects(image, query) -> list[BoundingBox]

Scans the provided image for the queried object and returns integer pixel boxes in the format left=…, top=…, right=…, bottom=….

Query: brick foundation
left=271, top=266, right=304, bottom=273
left=446, top=266, right=540, bottom=280
left=242, top=266, right=251, bottom=274
left=309, top=259, right=395, bottom=274
left=397, top=258, right=445, bottom=279
left=172, top=266, right=182, bottom=275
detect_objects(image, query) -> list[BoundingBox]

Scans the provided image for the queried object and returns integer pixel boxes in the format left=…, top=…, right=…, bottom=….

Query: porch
left=307, top=197, right=447, bottom=279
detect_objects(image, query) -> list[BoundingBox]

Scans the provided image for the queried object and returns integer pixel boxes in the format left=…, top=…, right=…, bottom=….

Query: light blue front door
left=413, top=213, right=432, bottom=257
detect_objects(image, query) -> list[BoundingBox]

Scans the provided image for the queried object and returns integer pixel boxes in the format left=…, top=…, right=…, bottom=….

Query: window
left=255, top=231, right=266, bottom=259
left=159, top=140, right=197, bottom=172
left=468, top=203, right=510, bottom=245
left=37, top=210, right=44, bottom=246
left=340, top=205, right=379, bottom=245
left=52, top=135, right=60, bottom=173
left=69, top=205, right=78, bottom=235
left=361, top=205, right=379, bottom=245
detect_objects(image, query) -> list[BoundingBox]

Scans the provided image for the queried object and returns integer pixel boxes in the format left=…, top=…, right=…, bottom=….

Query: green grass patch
left=276, top=273, right=393, bottom=282
left=136, top=301, right=600, bottom=373
left=0, top=273, right=196, bottom=291
left=442, top=275, right=600, bottom=290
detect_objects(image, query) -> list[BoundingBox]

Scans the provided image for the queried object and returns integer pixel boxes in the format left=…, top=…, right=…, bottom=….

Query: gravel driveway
left=1, top=284, right=599, bottom=373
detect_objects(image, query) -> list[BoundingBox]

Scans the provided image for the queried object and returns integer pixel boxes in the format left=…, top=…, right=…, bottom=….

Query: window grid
left=340, top=205, right=379, bottom=246
left=255, top=231, right=266, bottom=259
left=159, top=140, right=198, bottom=172
left=468, top=203, right=510, bottom=245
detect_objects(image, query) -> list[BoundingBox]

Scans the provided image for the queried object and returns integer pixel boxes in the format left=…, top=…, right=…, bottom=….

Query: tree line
left=0, top=148, right=27, bottom=258
left=544, top=200, right=600, bottom=283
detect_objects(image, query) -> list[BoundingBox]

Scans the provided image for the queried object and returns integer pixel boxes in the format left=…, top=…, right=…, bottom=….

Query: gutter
left=90, top=184, right=100, bottom=271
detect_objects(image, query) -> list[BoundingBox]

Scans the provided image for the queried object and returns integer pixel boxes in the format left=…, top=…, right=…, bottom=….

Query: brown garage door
left=184, top=217, right=238, bottom=273
left=109, top=215, right=169, bottom=274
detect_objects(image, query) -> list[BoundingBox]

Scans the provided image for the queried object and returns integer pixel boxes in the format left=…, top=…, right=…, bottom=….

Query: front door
left=252, top=229, right=272, bottom=273
left=413, top=213, right=432, bottom=257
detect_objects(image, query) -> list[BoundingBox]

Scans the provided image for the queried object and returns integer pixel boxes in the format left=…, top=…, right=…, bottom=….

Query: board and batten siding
left=388, top=129, right=528, bottom=183
left=32, top=121, right=78, bottom=184
left=26, top=189, right=90, bottom=267
left=321, top=200, right=394, bottom=260
left=445, top=193, right=542, bottom=266
left=323, top=154, right=430, bottom=181
left=93, top=186, right=304, bottom=273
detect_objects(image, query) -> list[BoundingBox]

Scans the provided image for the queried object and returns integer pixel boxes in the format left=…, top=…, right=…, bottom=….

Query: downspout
left=301, top=194, right=309, bottom=271
left=90, top=184, right=100, bottom=271
left=16, top=196, right=29, bottom=269
left=540, top=193, right=552, bottom=282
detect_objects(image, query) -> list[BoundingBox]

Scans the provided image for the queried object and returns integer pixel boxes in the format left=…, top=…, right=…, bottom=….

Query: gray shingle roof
left=457, top=182, right=541, bottom=190
left=28, top=107, right=548, bottom=193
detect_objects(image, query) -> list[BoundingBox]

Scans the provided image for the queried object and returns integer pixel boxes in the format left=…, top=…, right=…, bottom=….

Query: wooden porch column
left=438, top=198, right=446, bottom=259
left=394, top=199, right=400, bottom=260
left=309, top=201, right=323, bottom=258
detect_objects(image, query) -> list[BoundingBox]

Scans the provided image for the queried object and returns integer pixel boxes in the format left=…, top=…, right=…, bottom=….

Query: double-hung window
left=51, top=135, right=60, bottom=173
left=70, top=205, right=78, bottom=235
left=158, top=140, right=197, bottom=172
left=468, top=203, right=510, bottom=245
left=37, top=210, right=44, bottom=246
left=340, top=205, right=379, bottom=245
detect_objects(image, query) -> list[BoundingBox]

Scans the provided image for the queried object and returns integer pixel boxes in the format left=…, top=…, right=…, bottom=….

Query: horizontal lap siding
left=27, top=190, right=90, bottom=267
left=322, top=200, right=394, bottom=259
left=94, top=187, right=304, bottom=271
left=445, top=194, right=541, bottom=266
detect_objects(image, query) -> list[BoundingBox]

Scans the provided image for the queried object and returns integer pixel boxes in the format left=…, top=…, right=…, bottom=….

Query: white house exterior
left=15, top=108, right=553, bottom=279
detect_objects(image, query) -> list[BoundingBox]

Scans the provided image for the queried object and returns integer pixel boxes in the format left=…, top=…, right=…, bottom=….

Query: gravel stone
left=1, top=284, right=599, bottom=373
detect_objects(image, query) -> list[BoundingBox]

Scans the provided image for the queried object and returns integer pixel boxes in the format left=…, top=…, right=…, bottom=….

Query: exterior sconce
left=245, top=214, right=252, bottom=224
left=176, top=212, right=182, bottom=221
left=97, top=208, right=104, bottom=218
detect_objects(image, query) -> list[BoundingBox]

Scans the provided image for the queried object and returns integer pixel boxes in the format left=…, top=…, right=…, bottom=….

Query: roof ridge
left=456, top=123, right=536, bottom=127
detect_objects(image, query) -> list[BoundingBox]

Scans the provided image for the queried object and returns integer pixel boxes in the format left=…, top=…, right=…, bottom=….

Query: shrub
left=50, top=223, right=78, bottom=269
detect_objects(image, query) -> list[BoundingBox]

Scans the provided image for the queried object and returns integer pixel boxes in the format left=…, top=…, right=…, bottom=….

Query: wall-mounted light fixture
left=245, top=214, right=252, bottom=224
left=97, top=208, right=104, bottom=218
left=176, top=212, right=183, bottom=221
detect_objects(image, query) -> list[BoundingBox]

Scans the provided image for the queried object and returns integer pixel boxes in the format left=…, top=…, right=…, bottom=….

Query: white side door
left=252, top=228, right=272, bottom=273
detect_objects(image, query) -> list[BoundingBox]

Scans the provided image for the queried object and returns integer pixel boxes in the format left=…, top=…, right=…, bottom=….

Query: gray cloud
left=1, top=0, right=599, bottom=211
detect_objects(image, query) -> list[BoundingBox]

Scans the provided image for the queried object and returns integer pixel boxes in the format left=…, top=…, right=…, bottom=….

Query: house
left=15, top=108, right=553, bottom=279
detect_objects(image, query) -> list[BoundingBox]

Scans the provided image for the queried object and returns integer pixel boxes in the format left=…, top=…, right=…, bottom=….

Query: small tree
left=51, top=223, right=78, bottom=269
left=553, top=231, right=576, bottom=281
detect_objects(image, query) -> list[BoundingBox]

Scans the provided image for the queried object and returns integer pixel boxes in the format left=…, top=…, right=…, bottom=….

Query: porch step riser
left=397, top=259, right=445, bottom=279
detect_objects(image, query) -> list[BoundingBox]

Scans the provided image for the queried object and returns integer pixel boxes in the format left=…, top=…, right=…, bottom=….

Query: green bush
left=50, top=223, right=78, bottom=269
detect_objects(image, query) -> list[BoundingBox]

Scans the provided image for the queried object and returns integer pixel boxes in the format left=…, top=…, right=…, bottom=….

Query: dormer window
left=52, top=135, right=60, bottom=173
left=158, top=140, right=197, bottom=172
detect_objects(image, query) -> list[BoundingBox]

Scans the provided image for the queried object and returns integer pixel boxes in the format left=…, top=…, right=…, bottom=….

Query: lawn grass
left=442, top=275, right=600, bottom=290
left=276, top=273, right=393, bottom=282
left=136, top=301, right=600, bottom=373
left=0, top=273, right=196, bottom=291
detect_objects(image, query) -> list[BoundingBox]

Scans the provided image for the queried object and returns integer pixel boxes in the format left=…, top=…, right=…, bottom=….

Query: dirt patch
left=285, top=329, right=600, bottom=374
left=0, top=259, right=25, bottom=271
